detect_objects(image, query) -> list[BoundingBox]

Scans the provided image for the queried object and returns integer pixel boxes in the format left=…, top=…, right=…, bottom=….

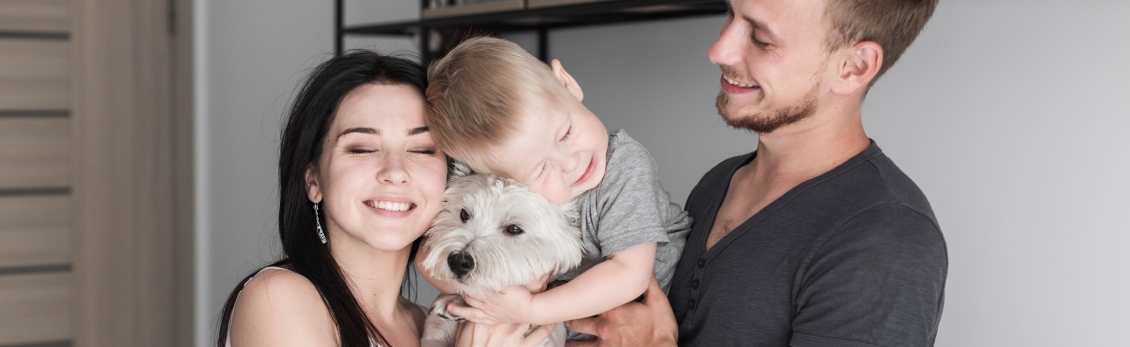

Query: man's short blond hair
left=824, top=0, right=938, bottom=85
left=425, top=36, right=561, bottom=173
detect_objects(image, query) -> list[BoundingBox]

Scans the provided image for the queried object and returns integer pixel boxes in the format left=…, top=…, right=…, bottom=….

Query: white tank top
left=225, top=266, right=379, bottom=347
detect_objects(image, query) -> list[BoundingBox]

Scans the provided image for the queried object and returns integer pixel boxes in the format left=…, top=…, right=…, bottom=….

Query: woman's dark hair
left=217, top=50, right=427, bottom=347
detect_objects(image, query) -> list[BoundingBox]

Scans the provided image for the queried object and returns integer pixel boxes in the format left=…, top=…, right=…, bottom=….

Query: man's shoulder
left=835, top=149, right=937, bottom=226
left=798, top=149, right=946, bottom=269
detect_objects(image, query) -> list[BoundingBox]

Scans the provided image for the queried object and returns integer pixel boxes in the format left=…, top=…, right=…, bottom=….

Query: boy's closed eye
left=410, top=147, right=438, bottom=155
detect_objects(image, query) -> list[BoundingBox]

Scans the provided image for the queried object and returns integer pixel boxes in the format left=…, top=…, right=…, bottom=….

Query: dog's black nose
left=447, top=252, right=475, bottom=278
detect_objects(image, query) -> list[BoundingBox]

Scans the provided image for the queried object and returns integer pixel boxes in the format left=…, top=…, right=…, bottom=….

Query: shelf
left=342, top=0, right=727, bottom=36
left=423, top=0, right=525, bottom=20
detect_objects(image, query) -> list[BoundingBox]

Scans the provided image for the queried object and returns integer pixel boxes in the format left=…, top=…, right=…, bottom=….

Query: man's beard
left=716, top=82, right=819, bottom=134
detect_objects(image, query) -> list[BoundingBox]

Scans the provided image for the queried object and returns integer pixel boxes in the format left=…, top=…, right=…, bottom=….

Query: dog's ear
left=448, top=158, right=474, bottom=181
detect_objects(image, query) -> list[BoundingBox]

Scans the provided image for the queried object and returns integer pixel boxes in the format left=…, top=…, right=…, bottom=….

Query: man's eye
left=752, top=37, right=770, bottom=48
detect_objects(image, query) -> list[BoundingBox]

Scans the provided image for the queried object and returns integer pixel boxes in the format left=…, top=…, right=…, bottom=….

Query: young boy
left=419, top=37, right=690, bottom=327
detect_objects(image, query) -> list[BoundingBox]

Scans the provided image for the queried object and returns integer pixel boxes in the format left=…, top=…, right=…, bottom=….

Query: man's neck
left=705, top=105, right=870, bottom=251
left=748, top=107, right=870, bottom=184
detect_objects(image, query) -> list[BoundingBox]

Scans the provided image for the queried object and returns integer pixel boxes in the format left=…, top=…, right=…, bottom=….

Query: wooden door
left=0, top=0, right=193, bottom=346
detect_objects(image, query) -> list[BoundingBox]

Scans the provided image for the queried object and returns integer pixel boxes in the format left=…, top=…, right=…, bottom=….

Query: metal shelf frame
left=334, top=0, right=727, bottom=66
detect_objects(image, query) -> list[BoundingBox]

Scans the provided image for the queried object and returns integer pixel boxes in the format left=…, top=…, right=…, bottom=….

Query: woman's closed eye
left=348, top=147, right=376, bottom=154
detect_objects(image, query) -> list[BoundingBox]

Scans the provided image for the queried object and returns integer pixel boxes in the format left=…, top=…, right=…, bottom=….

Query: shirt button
left=692, top=279, right=700, bottom=289
left=688, top=300, right=696, bottom=310
left=697, top=258, right=706, bottom=268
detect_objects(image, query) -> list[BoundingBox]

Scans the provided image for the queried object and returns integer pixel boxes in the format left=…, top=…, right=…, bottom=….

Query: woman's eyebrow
left=407, top=126, right=429, bottom=136
left=337, top=127, right=378, bottom=139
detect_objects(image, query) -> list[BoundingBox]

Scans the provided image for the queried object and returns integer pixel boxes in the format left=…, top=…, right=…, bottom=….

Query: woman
left=217, top=51, right=551, bottom=347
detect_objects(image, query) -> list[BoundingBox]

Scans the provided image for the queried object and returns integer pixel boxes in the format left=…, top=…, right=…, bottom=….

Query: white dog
left=419, top=163, right=585, bottom=347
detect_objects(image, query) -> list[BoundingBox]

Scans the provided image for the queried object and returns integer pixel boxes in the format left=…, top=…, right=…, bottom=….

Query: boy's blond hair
left=425, top=36, right=562, bottom=173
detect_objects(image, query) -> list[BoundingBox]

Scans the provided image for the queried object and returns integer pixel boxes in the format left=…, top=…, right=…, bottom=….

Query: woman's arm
left=229, top=269, right=338, bottom=347
left=458, top=242, right=657, bottom=325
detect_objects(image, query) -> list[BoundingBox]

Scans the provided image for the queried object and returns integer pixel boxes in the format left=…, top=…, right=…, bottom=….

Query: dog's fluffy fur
left=419, top=163, right=584, bottom=347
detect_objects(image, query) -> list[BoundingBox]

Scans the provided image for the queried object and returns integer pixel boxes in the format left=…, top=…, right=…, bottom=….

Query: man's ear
left=831, top=41, right=882, bottom=96
left=305, top=164, right=323, bottom=203
left=550, top=59, right=584, bottom=102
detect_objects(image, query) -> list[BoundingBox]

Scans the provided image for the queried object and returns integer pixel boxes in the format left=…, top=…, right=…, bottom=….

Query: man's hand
left=564, top=277, right=678, bottom=347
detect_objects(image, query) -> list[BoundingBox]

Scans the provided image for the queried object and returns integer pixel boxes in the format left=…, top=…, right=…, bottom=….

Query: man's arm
left=565, top=277, right=679, bottom=347
left=791, top=203, right=947, bottom=347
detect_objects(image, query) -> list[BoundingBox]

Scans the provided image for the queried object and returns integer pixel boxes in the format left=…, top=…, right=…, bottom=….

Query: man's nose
left=708, top=22, right=744, bottom=67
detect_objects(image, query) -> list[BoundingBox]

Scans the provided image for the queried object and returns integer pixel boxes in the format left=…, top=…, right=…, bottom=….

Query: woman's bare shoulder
left=230, top=268, right=337, bottom=347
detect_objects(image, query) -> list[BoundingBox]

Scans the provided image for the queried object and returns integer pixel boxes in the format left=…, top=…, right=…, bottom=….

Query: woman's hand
left=454, top=321, right=553, bottom=347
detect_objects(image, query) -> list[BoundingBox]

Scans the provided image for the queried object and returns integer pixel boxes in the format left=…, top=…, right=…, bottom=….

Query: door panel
left=0, top=118, right=70, bottom=188
left=0, top=272, right=72, bottom=345
left=0, top=195, right=70, bottom=268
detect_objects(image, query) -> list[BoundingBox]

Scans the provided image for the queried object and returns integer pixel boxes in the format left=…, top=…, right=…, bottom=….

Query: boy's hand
left=447, top=270, right=552, bottom=325
left=460, top=287, right=538, bottom=325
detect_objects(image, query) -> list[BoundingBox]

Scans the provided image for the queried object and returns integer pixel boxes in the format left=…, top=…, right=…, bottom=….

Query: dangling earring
left=314, top=202, right=327, bottom=244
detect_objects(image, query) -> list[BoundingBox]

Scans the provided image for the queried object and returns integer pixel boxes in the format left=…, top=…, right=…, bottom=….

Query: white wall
left=867, top=2, right=1130, bottom=345
left=196, top=1, right=1130, bottom=346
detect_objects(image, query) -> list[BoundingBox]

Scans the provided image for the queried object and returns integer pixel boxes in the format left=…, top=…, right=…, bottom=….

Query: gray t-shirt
left=669, top=141, right=947, bottom=347
left=557, top=129, right=691, bottom=292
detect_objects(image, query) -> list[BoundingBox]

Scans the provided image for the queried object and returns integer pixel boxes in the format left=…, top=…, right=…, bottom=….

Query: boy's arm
left=415, top=235, right=459, bottom=295
left=459, top=242, right=657, bottom=325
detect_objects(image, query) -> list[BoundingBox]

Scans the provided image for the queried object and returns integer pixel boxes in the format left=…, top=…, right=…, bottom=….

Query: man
left=566, top=0, right=947, bottom=346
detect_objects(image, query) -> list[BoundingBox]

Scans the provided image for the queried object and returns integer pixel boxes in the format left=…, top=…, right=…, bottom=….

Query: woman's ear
left=305, top=164, right=322, bottom=203
left=550, top=59, right=584, bottom=102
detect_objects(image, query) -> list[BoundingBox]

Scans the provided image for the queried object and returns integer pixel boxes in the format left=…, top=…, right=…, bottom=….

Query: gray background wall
left=195, top=1, right=1130, bottom=346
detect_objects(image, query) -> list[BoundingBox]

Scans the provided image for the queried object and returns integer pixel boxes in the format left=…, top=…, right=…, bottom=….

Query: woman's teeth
left=366, top=201, right=412, bottom=211
left=724, top=76, right=758, bottom=88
